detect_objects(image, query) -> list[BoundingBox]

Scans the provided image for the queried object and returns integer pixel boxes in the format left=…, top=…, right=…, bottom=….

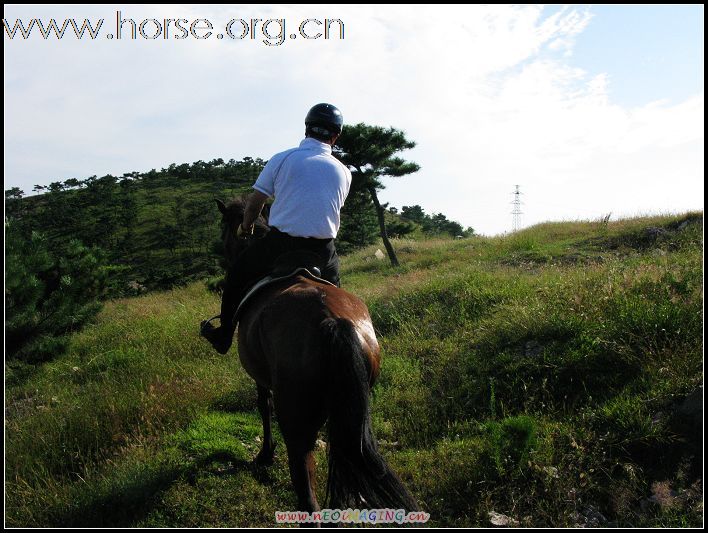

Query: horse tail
left=320, top=317, right=419, bottom=511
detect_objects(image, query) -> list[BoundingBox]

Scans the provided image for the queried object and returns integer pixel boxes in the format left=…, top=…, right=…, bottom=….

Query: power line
left=510, top=185, right=523, bottom=232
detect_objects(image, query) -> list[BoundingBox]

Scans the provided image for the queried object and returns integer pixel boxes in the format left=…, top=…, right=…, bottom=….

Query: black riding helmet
left=305, top=103, right=343, bottom=138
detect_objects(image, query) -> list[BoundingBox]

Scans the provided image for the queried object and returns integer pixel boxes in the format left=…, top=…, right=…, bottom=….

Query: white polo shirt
left=253, top=137, right=352, bottom=239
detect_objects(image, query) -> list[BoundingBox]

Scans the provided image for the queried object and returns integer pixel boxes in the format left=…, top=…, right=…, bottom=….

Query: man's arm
left=240, top=190, right=270, bottom=233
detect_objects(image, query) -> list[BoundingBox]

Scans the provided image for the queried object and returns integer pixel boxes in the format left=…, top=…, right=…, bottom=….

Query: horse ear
left=215, top=199, right=227, bottom=214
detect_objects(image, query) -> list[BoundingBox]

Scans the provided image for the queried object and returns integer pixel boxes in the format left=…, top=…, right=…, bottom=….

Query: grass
left=5, top=211, right=703, bottom=527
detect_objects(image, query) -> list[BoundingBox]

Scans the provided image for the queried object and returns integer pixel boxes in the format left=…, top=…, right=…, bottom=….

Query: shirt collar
left=299, top=137, right=332, bottom=154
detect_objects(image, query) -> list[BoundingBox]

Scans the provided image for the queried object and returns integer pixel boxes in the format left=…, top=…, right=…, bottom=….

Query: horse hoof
left=255, top=454, right=274, bottom=466
left=255, top=444, right=276, bottom=466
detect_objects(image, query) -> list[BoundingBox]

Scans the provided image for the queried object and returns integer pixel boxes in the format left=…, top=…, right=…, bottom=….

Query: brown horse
left=214, top=198, right=418, bottom=516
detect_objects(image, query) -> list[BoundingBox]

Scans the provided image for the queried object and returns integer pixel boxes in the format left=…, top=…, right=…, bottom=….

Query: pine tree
left=5, top=222, right=109, bottom=362
left=334, top=124, right=420, bottom=266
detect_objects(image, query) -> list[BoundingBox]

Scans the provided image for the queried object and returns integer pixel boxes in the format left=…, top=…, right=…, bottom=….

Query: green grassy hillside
left=5, top=211, right=703, bottom=527
left=7, top=161, right=259, bottom=294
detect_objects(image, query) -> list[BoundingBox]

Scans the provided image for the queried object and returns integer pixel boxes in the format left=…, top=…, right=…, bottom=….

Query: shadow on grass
left=51, top=450, right=276, bottom=527
left=210, top=388, right=258, bottom=413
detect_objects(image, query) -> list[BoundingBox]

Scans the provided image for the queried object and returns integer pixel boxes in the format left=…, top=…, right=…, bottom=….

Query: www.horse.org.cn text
left=3, top=11, right=345, bottom=46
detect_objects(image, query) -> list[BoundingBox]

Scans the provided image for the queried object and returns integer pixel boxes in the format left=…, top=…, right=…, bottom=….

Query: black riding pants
left=220, top=227, right=340, bottom=329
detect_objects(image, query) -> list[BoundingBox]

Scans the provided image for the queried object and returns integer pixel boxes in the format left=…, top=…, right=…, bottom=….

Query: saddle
left=203, top=250, right=336, bottom=329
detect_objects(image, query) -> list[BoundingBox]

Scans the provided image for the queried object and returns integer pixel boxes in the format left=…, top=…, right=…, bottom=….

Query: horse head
left=215, top=197, right=270, bottom=267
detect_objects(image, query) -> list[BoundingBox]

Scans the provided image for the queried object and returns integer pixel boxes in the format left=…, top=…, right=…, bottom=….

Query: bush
left=5, top=224, right=109, bottom=362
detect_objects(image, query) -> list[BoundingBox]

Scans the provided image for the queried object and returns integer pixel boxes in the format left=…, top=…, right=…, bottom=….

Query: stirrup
left=200, top=314, right=221, bottom=334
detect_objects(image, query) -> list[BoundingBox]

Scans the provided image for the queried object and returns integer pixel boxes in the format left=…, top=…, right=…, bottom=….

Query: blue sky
left=568, top=5, right=703, bottom=107
left=4, top=5, right=704, bottom=235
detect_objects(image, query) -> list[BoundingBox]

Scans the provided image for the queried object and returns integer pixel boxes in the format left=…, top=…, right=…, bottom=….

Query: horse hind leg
left=255, top=384, right=276, bottom=466
left=275, top=391, right=326, bottom=518
left=287, top=445, right=320, bottom=522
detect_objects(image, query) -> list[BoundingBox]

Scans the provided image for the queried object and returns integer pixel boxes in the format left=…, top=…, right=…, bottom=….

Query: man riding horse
left=199, top=106, right=419, bottom=513
left=201, top=103, right=351, bottom=354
